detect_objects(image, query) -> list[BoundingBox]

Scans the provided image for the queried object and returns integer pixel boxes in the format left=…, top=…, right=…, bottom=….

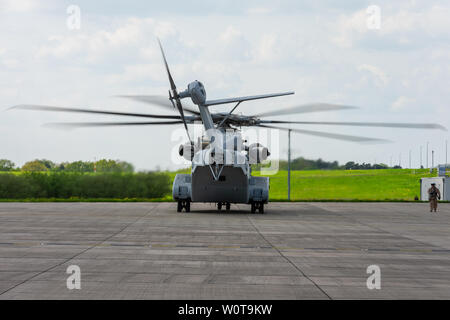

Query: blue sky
left=1, top=0, right=449, bottom=170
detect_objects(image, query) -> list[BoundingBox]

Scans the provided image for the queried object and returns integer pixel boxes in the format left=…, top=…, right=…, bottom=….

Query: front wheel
left=259, top=203, right=264, bottom=214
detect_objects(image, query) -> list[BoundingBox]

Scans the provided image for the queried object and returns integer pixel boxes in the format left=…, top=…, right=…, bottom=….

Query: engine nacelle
left=179, top=143, right=195, bottom=161
left=248, top=145, right=270, bottom=164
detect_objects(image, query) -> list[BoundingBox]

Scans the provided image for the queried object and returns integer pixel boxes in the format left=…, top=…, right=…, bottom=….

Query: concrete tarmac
left=0, top=202, right=449, bottom=299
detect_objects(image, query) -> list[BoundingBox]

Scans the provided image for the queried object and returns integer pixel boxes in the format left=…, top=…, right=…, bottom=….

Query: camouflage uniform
left=428, top=185, right=441, bottom=212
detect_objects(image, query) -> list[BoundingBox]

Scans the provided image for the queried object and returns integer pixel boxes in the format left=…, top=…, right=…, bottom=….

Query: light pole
left=420, top=146, right=423, bottom=168
left=409, top=150, right=411, bottom=169
left=432, top=150, right=435, bottom=169
left=287, top=129, right=291, bottom=201
left=426, top=141, right=429, bottom=168
left=446, top=140, right=448, bottom=167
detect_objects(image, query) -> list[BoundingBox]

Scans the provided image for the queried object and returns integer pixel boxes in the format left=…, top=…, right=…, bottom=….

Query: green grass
left=0, top=168, right=438, bottom=202
left=254, top=168, right=434, bottom=201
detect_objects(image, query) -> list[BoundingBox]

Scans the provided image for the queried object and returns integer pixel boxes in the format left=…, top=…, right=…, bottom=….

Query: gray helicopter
left=12, top=40, right=447, bottom=213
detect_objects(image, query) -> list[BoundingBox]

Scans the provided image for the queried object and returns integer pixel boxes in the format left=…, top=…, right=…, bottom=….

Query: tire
left=177, top=201, right=182, bottom=212
left=251, top=202, right=256, bottom=213
left=185, top=201, right=190, bottom=212
left=259, top=203, right=264, bottom=214
left=217, top=203, right=222, bottom=211
left=226, top=203, right=231, bottom=212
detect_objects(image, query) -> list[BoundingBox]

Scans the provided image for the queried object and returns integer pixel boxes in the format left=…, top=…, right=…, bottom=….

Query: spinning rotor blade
left=157, top=38, right=191, bottom=142
left=45, top=120, right=184, bottom=128
left=10, top=104, right=183, bottom=119
left=116, top=95, right=200, bottom=115
left=257, top=124, right=390, bottom=143
left=204, top=92, right=295, bottom=107
left=255, top=103, right=358, bottom=118
left=259, top=120, right=447, bottom=131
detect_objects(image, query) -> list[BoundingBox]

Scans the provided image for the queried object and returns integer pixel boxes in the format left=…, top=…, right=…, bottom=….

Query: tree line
left=0, top=172, right=170, bottom=199
left=253, top=157, right=401, bottom=170
left=0, top=159, right=134, bottom=173
left=1, top=157, right=403, bottom=173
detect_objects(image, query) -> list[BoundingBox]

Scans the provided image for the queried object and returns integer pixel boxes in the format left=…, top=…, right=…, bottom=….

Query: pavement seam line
left=242, top=205, right=332, bottom=300
left=0, top=203, right=159, bottom=297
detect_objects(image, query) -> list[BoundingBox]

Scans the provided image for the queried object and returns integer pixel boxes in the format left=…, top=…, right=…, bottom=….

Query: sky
left=1, top=0, right=449, bottom=171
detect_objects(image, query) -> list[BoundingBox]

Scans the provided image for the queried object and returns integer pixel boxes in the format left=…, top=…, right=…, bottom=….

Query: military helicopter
left=12, top=40, right=447, bottom=213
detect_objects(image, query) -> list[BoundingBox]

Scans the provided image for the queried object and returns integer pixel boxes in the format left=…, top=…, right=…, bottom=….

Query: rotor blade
left=204, top=92, right=294, bottom=107
left=255, top=103, right=358, bottom=118
left=157, top=38, right=191, bottom=143
left=116, top=95, right=200, bottom=115
left=44, top=120, right=185, bottom=128
left=10, top=104, right=184, bottom=120
left=259, top=120, right=447, bottom=131
left=257, top=124, right=390, bottom=143
left=158, top=38, right=177, bottom=92
left=175, top=99, right=191, bottom=141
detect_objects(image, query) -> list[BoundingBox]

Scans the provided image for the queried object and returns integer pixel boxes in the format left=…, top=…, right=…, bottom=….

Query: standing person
left=428, top=183, right=441, bottom=212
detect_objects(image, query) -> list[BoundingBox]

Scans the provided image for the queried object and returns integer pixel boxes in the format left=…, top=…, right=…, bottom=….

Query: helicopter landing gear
left=177, top=200, right=190, bottom=213
left=217, top=202, right=231, bottom=212
left=251, top=202, right=264, bottom=214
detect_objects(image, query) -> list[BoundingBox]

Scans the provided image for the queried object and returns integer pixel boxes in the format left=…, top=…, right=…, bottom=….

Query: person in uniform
left=427, top=183, right=441, bottom=212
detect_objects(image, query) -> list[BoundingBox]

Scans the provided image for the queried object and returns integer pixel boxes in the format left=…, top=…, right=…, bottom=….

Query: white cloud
left=391, top=96, right=414, bottom=111
left=154, top=21, right=177, bottom=39
left=106, top=63, right=164, bottom=84
left=247, top=7, right=272, bottom=15
left=332, top=9, right=367, bottom=48
left=358, top=64, right=389, bottom=87
left=254, top=33, right=280, bottom=63
left=332, top=5, right=450, bottom=49
left=0, top=0, right=37, bottom=13
left=36, top=18, right=155, bottom=61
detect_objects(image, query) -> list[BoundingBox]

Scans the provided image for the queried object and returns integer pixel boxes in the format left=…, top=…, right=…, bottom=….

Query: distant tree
left=345, top=161, right=356, bottom=170
left=0, top=159, right=15, bottom=171
left=117, top=160, right=134, bottom=173
left=95, top=159, right=134, bottom=173
left=37, top=159, right=55, bottom=170
left=65, top=161, right=94, bottom=172
left=22, top=160, right=47, bottom=172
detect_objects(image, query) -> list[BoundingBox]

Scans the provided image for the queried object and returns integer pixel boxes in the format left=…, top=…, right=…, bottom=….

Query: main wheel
left=226, top=203, right=231, bottom=212
left=251, top=202, right=256, bottom=213
left=177, top=201, right=182, bottom=212
left=259, top=203, right=264, bottom=214
left=185, top=201, right=191, bottom=212
left=217, top=202, right=222, bottom=211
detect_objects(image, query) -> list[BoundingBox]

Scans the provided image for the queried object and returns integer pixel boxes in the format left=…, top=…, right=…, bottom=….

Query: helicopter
left=11, top=39, right=447, bottom=213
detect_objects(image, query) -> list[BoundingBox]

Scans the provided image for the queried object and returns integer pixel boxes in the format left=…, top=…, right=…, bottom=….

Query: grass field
left=169, top=168, right=435, bottom=201
left=253, top=169, right=435, bottom=201
left=0, top=168, right=438, bottom=202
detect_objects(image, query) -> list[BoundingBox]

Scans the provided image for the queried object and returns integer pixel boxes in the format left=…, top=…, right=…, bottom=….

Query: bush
left=0, top=172, right=171, bottom=199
